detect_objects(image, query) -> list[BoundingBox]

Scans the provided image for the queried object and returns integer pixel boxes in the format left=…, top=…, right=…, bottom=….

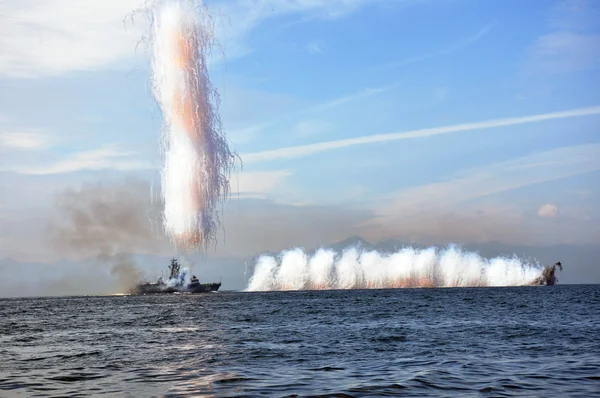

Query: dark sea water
left=1, top=285, right=599, bottom=397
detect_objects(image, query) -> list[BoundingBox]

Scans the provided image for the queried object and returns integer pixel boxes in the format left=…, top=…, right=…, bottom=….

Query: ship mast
left=168, top=258, right=180, bottom=279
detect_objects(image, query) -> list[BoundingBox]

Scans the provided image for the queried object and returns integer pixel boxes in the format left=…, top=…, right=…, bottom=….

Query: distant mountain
left=327, top=235, right=373, bottom=252
left=323, top=236, right=420, bottom=253
left=373, top=238, right=415, bottom=252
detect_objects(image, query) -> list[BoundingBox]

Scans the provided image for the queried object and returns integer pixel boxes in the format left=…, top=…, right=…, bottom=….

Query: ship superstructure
left=134, top=258, right=221, bottom=294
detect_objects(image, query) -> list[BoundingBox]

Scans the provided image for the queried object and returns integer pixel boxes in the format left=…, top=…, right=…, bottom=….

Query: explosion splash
left=246, top=244, right=561, bottom=291
left=146, top=0, right=238, bottom=250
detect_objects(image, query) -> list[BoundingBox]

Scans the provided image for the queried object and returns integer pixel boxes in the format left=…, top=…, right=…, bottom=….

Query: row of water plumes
left=246, top=245, right=550, bottom=291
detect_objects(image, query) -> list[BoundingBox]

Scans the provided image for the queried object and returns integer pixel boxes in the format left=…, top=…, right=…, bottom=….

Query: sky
left=0, top=0, right=599, bottom=291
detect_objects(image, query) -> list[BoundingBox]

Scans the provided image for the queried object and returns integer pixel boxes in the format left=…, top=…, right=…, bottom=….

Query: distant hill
left=327, top=235, right=373, bottom=252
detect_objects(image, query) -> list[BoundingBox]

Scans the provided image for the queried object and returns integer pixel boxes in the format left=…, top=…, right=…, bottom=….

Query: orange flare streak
left=168, top=25, right=214, bottom=248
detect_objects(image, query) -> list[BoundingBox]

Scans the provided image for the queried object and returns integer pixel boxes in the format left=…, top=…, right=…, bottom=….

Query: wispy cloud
left=4, top=146, right=152, bottom=175
left=549, top=0, right=599, bottom=30
left=0, top=0, right=379, bottom=78
left=0, top=131, right=53, bottom=149
left=525, top=0, right=600, bottom=74
left=373, top=143, right=600, bottom=216
left=192, top=0, right=379, bottom=64
left=434, top=86, right=449, bottom=102
left=293, top=120, right=333, bottom=137
left=226, top=82, right=398, bottom=141
left=227, top=123, right=272, bottom=145
left=0, top=0, right=145, bottom=78
left=361, top=143, right=600, bottom=244
left=231, top=170, right=292, bottom=198
left=375, top=21, right=496, bottom=71
left=567, top=189, right=592, bottom=198
left=309, top=82, right=400, bottom=112
left=306, top=40, right=325, bottom=54
left=527, top=31, right=600, bottom=74
left=242, top=105, right=600, bottom=163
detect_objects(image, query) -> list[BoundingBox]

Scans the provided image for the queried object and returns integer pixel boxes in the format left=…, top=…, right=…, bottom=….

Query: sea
left=1, top=285, right=599, bottom=397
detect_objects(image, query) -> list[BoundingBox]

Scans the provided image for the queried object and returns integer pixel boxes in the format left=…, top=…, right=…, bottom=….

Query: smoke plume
left=51, top=179, right=163, bottom=292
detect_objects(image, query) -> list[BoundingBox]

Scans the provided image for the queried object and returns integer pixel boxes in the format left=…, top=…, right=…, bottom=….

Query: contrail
left=242, top=105, right=600, bottom=163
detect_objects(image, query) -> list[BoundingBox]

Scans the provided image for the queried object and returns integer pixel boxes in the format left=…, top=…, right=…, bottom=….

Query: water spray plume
left=246, top=244, right=563, bottom=291
left=139, top=0, right=239, bottom=251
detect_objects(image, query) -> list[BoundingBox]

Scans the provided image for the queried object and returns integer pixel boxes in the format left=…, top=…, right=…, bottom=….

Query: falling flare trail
left=143, top=0, right=238, bottom=250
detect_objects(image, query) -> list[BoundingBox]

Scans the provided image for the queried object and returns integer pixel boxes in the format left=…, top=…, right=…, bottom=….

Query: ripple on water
left=0, top=286, right=598, bottom=397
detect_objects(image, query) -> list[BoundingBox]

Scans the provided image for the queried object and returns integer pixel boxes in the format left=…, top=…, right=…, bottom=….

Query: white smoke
left=166, top=266, right=191, bottom=288
left=165, top=256, right=194, bottom=287
left=246, top=244, right=545, bottom=291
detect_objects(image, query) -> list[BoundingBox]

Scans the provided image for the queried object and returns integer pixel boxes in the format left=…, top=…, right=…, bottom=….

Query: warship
left=133, top=258, right=221, bottom=294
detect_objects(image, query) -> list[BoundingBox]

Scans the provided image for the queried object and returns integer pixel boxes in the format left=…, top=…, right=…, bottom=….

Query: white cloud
left=0, top=0, right=146, bottom=78
left=538, top=204, right=559, bottom=218
left=0, top=0, right=381, bottom=78
left=231, top=170, right=291, bottom=198
left=0, top=131, right=53, bottom=149
left=241, top=105, right=600, bottom=163
left=5, top=146, right=152, bottom=174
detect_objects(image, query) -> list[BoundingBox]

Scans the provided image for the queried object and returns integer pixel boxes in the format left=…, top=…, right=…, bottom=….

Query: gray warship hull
left=134, top=281, right=221, bottom=294
left=133, top=258, right=221, bottom=294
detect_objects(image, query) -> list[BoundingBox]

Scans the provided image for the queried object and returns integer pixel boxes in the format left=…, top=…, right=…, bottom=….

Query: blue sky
left=0, top=0, right=599, bottom=263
